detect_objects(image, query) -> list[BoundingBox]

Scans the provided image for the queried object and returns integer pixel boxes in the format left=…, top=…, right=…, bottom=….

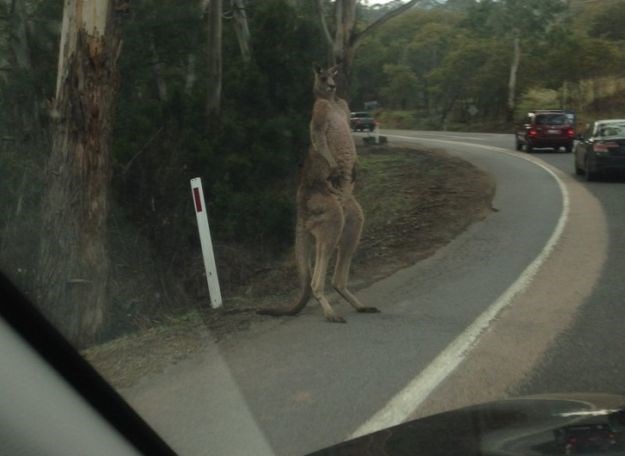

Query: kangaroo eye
left=321, top=77, right=327, bottom=82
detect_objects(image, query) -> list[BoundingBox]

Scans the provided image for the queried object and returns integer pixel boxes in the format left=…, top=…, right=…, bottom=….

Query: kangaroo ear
left=313, top=64, right=323, bottom=75
left=328, top=65, right=339, bottom=76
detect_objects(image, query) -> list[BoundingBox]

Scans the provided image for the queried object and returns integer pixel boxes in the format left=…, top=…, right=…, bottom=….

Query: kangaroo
left=258, top=65, right=379, bottom=322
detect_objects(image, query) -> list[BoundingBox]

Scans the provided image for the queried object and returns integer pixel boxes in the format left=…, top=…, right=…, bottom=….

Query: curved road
left=123, top=130, right=619, bottom=456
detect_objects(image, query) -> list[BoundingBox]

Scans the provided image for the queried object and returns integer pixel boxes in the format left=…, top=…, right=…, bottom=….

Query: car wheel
left=515, top=139, right=522, bottom=151
left=526, top=144, right=533, bottom=153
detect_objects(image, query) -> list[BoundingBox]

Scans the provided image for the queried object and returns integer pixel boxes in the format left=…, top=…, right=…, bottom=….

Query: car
left=574, top=119, right=625, bottom=181
left=515, top=110, right=576, bottom=153
left=553, top=421, right=618, bottom=454
left=350, top=111, right=376, bottom=131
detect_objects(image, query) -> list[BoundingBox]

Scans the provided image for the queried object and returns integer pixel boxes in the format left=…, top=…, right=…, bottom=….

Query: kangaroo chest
left=324, top=105, right=356, bottom=170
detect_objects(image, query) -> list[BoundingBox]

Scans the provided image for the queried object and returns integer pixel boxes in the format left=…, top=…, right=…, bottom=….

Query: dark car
left=574, top=119, right=625, bottom=181
left=350, top=111, right=376, bottom=131
left=554, top=421, right=618, bottom=454
left=516, top=110, right=576, bottom=153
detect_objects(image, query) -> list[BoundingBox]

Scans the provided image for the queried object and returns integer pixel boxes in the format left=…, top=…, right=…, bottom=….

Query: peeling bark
left=37, top=0, right=122, bottom=347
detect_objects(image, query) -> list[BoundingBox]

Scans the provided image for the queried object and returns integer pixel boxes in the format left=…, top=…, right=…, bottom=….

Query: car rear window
left=352, top=112, right=371, bottom=118
left=536, top=114, right=569, bottom=125
left=535, top=114, right=568, bottom=125
left=598, top=124, right=625, bottom=137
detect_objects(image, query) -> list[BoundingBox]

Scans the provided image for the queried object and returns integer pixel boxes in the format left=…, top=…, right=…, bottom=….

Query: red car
left=516, top=110, right=576, bottom=153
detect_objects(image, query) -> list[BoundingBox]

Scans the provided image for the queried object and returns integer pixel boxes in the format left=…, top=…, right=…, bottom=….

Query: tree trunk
left=204, top=0, right=222, bottom=123
left=230, top=0, right=251, bottom=62
left=185, top=53, right=197, bottom=95
left=317, top=0, right=420, bottom=101
left=332, top=0, right=356, bottom=99
left=150, top=38, right=168, bottom=102
left=37, top=0, right=122, bottom=347
left=507, top=35, right=521, bottom=122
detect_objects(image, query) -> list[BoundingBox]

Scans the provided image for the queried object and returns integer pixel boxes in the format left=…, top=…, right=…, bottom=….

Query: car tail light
left=566, top=128, right=575, bottom=138
left=528, top=128, right=538, bottom=138
left=593, top=142, right=619, bottom=153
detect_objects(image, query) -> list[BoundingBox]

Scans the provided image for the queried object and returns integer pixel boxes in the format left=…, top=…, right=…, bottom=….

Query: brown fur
left=258, top=66, right=379, bottom=322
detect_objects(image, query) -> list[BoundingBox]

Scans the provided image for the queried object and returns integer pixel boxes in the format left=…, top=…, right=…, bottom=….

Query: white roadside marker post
left=374, top=121, right=380, bottom=144
left=190, top=177, right=223, bottom=309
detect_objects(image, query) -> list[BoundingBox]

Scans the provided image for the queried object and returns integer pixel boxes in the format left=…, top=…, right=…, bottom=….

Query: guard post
left=190, top=177, right=222, bottom=309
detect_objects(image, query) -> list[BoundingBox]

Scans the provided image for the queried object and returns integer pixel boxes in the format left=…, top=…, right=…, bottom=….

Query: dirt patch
left=354, top=145, right=495, bottom=283
left=83, top=144, right=495, bottom=388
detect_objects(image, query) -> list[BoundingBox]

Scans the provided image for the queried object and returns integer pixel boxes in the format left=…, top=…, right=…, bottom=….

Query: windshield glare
left=3, top=0, right=625, bottom=455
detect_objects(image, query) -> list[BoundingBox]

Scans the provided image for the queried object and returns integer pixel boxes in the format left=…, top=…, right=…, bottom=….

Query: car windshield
left=3, top=1, right=625, bottom=455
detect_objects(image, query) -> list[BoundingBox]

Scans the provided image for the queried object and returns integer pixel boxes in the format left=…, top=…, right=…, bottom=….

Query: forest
left=1, top=0, right=624, bottom=346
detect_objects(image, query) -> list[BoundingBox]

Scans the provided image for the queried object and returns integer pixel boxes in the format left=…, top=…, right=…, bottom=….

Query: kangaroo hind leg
left=332, top=198, right=380, bottom=313
left=311, top=233, right=346, bottom=323
left=309, top=197, right=346, bottom=323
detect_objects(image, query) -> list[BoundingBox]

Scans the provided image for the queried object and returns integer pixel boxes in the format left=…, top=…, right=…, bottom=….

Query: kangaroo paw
left=325, top=314, right=347, bottom=323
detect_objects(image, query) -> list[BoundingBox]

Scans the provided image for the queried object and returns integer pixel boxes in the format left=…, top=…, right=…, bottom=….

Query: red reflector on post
left=193, top=187, right=202, bottom=212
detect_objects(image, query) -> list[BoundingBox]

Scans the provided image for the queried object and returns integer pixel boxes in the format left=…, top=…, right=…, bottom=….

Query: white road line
left=359, top=132, right=486, bottom=141
left=398, top=133, right=486, bottom=141
left=350, top=135, right=570, bottom=439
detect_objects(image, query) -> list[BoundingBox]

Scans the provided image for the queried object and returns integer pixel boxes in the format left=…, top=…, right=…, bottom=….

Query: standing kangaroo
left=258, top=65, right=379, bottom=322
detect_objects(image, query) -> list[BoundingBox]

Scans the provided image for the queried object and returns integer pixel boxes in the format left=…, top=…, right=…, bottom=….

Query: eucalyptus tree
left=37, top=0, right=124, bottom=346
left=316, top=0, right=421, bottom=99
left=465, top=0, right=567, bottom=120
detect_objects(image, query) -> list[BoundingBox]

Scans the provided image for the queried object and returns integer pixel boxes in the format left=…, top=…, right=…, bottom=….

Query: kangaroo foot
left=357, top=306, right=381, bottom=313
left=325, top=314, right=347, bottom=323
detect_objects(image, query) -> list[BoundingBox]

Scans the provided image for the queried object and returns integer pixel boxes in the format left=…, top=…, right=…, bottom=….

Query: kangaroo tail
left=257, top=222, right=312, bottom=316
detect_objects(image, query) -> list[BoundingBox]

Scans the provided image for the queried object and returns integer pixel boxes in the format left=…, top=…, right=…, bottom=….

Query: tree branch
left=351, top=0, right=421, bottom=50
left=316, top=0, right=333, bottom=49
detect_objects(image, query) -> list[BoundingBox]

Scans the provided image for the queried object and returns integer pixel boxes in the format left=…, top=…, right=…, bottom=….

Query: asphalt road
left=515, top=144, right=625, bottom=395
left=122, top=130, right=621, bottom=456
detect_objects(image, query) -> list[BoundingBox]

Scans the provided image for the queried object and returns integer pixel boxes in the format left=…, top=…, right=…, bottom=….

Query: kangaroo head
left=313, top=65, right=339, bottom=98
